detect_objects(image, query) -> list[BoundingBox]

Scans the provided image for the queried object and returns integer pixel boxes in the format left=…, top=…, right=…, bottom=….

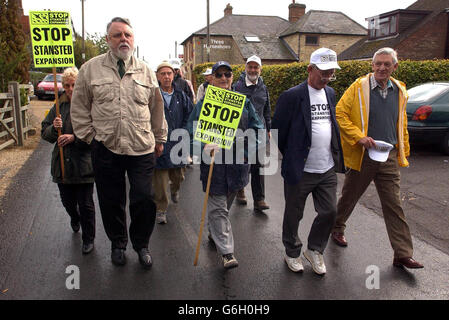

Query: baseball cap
left=203, top=68, right=212, bottom=76
left=212, top=61, right=232, bottom=74
left=156, top=61, right=174, bottom=73
left=310, top=48, right=341, bottom=70
left=368, top=140, right=394, bottom=162
left=169, top=59, right=182, bottom=70
left=246, top=55, right=262, bottom=66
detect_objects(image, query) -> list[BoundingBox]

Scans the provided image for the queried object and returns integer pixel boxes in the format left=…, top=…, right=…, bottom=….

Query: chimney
left=224, top=3, right=233, bottom=16
left=289, top=1, right=306, bottom=23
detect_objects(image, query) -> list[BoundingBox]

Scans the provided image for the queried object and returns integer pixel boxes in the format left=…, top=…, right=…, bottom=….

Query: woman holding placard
left=41, top=67, right=96, bottom=255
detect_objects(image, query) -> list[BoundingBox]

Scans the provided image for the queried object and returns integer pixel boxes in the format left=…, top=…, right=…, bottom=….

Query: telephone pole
left=81, top=0, right=85, bottom=63
left=207, top=0, right=210, bottom=62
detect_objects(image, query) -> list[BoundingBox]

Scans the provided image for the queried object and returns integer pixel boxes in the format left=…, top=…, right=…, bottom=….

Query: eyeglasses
left=215, top=71, right=232, bottom=78
left=314, top=66, right=336, bottom=81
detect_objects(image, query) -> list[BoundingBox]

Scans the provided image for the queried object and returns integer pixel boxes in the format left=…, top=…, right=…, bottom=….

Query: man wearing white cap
left=196, top=68, right=213, bottom=101
left=331, top=47, right=423, bottom=269
left=272, top=48, right=344, bottom=275
left=233, top=55, right=271, bottom=211
left=170, top=58, right=194, bottom=102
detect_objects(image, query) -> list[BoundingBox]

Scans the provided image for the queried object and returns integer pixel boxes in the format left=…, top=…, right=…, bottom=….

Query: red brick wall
left=397, top=12, right=448, bottom=60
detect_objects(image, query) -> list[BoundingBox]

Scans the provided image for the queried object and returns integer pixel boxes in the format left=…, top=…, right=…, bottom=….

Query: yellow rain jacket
left=336, top=73, right=410, bottom=171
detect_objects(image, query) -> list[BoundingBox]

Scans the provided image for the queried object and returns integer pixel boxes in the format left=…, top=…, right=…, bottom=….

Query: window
left=369, top=19, right=376, bottom=38
left=408, top=84, right=449, bottom=103
left=390, top=15, right=397, bottom=34
left=368, top=15, right=398, bottom=39
left=245, top=36, right=260, bottom=42
left=379, top=17, right=390, bottom=37
left=305, top=35, right=319, bottom=46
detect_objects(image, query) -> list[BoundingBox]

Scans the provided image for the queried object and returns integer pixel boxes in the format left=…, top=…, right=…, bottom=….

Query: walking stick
left=53, top=66, right=65, bottom=182
left=193, top=149, right=215, bottom=266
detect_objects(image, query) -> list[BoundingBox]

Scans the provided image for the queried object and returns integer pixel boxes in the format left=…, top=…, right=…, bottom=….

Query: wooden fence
left=0, top=82, right=33, bottom=151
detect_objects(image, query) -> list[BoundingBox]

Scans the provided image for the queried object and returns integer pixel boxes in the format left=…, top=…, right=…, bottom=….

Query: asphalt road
left=0, top=138, right=447, bottom=301
left=357, top=143, right=449, bottom=256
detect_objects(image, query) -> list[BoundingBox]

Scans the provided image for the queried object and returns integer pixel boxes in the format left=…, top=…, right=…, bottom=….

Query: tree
left=0, top=0, right=31, bottom=91
left=88, top=32, right=108, bottom=55
left=73, top=32, right=108, bottom=69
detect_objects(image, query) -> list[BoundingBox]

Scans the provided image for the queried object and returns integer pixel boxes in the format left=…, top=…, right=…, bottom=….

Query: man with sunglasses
left=272, top=48, right=344, bottom=275
left=187, top=61, right=264, bottom=269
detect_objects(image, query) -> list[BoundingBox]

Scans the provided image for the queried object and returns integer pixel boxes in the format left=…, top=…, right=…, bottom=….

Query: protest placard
left=194, top=85, right=246, bottom=149
left=29, top=11, right=75, bottom=68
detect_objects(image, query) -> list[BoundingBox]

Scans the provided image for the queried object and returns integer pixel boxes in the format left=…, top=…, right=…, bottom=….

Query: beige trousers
left=153, top=167, right=185, bottom=213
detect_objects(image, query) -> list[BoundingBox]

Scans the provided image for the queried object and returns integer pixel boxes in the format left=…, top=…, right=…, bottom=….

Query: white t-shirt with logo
left=304, top=85, right=334, bottom=173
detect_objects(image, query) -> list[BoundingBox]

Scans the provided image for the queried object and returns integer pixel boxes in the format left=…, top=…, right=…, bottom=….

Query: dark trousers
left=91, top=140, right=156, bottom=251
left=250, top=161, right=265, bottom=201
left=57, top=183, right=95, bottom=243
left=282, top=168, right=337, bottom=258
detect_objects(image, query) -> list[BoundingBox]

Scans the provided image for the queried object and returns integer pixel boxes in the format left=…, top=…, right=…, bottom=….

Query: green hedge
left=194, top=60, right=449, bottom=112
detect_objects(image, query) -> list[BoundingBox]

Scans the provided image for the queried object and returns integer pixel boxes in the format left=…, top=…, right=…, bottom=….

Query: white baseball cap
left=169, top=59, right=182, bottom=69
left=203, top=68, right=212, bottom=75
left=246, top=55, right=262, bottom=66
left=310, top=48, right=340, bottom=70
left=368, top=140, right=394, bottom=162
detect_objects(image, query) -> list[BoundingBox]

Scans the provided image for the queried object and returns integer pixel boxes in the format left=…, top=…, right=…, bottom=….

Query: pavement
left=0, top=138, right=448, bottom=301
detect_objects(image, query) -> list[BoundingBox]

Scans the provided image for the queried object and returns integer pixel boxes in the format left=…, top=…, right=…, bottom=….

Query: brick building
left=339, top=0, right=449, bottom=61
left=11, top=0, right=30, bottom=36
left=181, top=2, right=366, bottom=81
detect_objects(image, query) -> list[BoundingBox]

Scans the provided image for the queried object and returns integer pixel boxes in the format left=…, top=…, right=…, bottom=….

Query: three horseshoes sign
left=29, top=11, right=75, bottom=68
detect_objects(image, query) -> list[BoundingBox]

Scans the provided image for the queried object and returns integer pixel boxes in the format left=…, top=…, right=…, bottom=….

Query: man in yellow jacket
left=331, top=47, right=423, bottom=269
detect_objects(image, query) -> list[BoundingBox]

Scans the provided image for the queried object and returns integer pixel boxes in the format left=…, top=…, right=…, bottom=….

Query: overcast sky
left=22, top=0, right=417, bottom=69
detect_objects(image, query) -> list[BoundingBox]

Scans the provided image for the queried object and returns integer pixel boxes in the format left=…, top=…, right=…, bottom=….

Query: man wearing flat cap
left=272, top=48, right=344, bottom=275
left=153, top=61, right=193, bottom=225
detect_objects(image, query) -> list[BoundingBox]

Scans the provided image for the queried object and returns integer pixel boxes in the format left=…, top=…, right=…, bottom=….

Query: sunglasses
left=215, top=71, right=232, bottom=78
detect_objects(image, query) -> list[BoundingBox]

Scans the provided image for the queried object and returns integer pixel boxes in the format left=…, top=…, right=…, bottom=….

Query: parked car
left=35, top=73, right=63, bottom=100
left=406, top=82, right=449, bottom=154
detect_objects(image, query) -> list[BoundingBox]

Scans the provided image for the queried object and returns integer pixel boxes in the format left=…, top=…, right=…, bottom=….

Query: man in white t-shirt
left=272, top=48, right=345, bottom=275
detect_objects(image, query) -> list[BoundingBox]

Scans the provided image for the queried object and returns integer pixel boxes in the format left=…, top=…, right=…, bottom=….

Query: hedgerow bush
left=194, top=59, right=449, bottom=113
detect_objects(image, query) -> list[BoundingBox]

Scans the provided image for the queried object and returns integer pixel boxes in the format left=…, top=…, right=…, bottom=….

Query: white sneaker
left=284, top=254, right=304, bottom=273
left=303, top=249, right=326, bottom=275
left=156, top=212, right=167, bottom=224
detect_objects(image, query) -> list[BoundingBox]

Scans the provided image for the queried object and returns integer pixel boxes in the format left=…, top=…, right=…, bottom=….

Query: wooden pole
left=10, top=82, right=24, bottom=146
left=206, top=0, right=210, bottom=62
left=193, top=149, right=215, bottom=266
left=53, top=66, right=65, bottom=181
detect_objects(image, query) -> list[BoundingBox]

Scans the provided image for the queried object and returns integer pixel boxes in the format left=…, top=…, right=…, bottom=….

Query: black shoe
left=137, top=248, right=153, bottom=269
left=111, top=248, right=126, bottom=266
left=70, top=220, right=80, bottom=233
left=82, top=242, right=94, bottom=255
left=222, top=253, right=239, bottom=269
